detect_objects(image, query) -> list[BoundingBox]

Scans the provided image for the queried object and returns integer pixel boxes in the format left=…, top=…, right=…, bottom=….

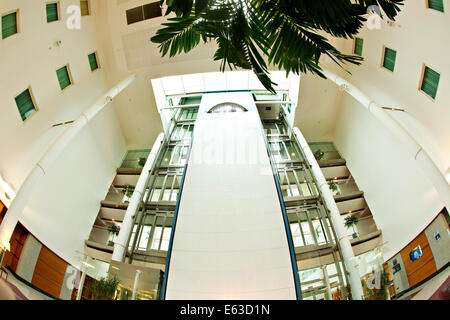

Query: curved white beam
left=0, top=74, right=136, bottom=244
left=323, top=70, right=450, bottom=211
left=112, top=132, right=164, bottom=262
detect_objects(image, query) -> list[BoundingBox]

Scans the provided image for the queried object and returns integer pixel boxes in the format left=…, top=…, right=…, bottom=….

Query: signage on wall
left=409, top=246, right=423, bottom=262
left=434, top=231, right=441, bottom=241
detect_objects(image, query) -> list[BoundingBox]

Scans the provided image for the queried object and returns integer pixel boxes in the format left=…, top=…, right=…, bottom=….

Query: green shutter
left=354, top=38, right=363, bottom=56
left=428, top=0, right=444, bottom=12
left=88, top=53, right=99, bottom=71
left=383, top=48, right=397, bottom=72
left=421, top=67, right=440, bottom=99
left=46, top=3, right=59, bottom=23
left=56, top=66, right=72, bottom=90
left=15, top=89, right=36, bottom=121
left=2, top=12, right=18, bottom=39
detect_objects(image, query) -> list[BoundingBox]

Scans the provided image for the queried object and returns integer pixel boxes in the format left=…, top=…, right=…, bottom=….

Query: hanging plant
left=344, top=215, right=359, bottom=238
left=344, top=215, right=359, bottom=228
left=314, top=149, right=325, bottom=161
left=138, top=157, right=146, bottom=167
left=108, top=224, right=120, bottom=236
left=122, top=184, right=134, bottom=198
left=329, top=182, right=338, bottom=192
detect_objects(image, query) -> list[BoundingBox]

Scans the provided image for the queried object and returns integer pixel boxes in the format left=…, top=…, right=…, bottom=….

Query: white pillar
left=323, top=70, right=450, bottom=211
left=293, top=127, right=364, bottom=300
left=131, top=270, right=142, bottom=300
left=112, top=133, right=164, bottom=262
left=322, top=265, right=332, bottom=300
left=76, top=264, right=88, bottom=300
left=0, top=75, right=136, bottom=245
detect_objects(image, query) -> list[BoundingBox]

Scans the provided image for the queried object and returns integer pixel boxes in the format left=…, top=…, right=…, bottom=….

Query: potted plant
left=107, top=224, right=120, bottom=247
left=138, top=157, right=146, bottom=167
left=92, top=275, right=120, bottom=300
left=314, top=149, right=324, bottom=161
left=344, top=215, right=359, bottom=239
left=361, top=268, right=391, bottom=300
left=121, top=184, right=134, bottom=203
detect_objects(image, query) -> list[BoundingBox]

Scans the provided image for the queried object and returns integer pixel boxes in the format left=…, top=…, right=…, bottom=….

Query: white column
left=323, top=69, right=450, bottom=211
left=76, top=263, right=88, bottom=300
left=131, top=269, right=142, bottom=300
left=322, top=265, right=332, bottom=300
left=0, top=75, right=136, bottom=245
left=293, top=127, right=364, bottom=300
left=112, top=133, right=164, bottom=262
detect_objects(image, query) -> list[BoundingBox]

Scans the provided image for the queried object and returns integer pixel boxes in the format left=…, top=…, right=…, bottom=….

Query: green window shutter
left=56, top=66, right=72, bottom=90
left=2, top=12, right=18, bottom=39
left=46, top=3, right=59, bottom=23
left=354, top=38, right=363, bottom=56
left=15, top=89, right=36, bottom=121
left=421, top=66, right=440, bottom=99
left=88, top=53, right=99, bottom=71
left=428, top=0, right=444, bottom=12
left=383, top=48, right=397, bottom=72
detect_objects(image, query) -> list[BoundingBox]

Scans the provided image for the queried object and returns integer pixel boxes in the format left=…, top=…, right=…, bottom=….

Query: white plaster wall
left=334, top=94, right=444, bottom=260
left=165, top=92, right=297, bottom=299
left=0, top=0, right=127, bottom=267
left=330, top=1, right=449, bottom=261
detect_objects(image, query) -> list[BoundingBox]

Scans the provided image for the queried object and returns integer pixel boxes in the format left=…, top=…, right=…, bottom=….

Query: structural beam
left=323, top=70, right=450, bottom=211
left=112, top=133, right=164, bottom=262
left=0, top=75, right=136, bottom=245
left=293, top=127, right=364, bottom=300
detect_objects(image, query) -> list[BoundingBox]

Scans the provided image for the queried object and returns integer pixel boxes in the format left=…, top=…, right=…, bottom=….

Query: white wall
left=330, top=1, right=449, bottom=260
left=0, top=0, right=127, bottom=267
left=334, top=95, right=444, bottom=260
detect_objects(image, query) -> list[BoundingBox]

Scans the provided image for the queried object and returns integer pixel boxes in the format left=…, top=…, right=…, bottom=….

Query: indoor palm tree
left=151, top=0, right=403, bottom=92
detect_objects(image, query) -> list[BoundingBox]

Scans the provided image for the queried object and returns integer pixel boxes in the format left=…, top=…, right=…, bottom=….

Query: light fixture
left=82, top=261, right=95, bottom=269
left=1, top=239, right=10, bottom=252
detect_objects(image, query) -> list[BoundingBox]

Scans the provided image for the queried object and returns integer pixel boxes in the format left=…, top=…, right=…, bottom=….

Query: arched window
left=208, top=102, right=247, bottom=114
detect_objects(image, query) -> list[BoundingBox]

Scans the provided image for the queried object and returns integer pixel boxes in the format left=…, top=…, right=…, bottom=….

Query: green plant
left=138, top=157, right=146, bottom=167
left=151, top=0, right=403, bottom=92
left=92, top=275, right=120, bottom=300
left=108, top=224, right=120, bottom=236
left=314, top=149, right=325, bottom=161
left=122, top=184, right=134, bottom=198
left=344, top=215, right=359, bottom=238
left=361, top=269, right=390, bottom=300
left=328, top=182, right=338, bottom=192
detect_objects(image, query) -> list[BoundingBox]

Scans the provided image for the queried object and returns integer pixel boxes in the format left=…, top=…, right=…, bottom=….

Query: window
left=382, top=47, right=397, bottom=72
left=427, top=0, right=444, bottom=12
left=420, top=65, right=440, bottom=99
left=208, top=103, right=247, bottom=113
left=88, top=52, right=99, bottom=71
left=56, top=65, right=73, bottom=90
left=80, top=0, right=90, bottom=16
left=126, top=2, right=162, bottom=25
left=46, top=2, right=59, bottom=23
left=2, top=11, right=18, bottom=39
left=354, top=38, right=363, bottom=56
left=15, top=88, right=38, bottom=121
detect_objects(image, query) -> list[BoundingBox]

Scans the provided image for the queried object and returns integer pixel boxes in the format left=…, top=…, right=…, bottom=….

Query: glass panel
left=150, top=226, right=163, bottom=250
left=301, top=222, right=315, bottom=245
left=160, top=227, right=171, bottom=251
left=290, top=223, right=304, bottom=247
left=312, top=220, right=326, bottom=245
left=137, top=226, right=151, bottom=250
